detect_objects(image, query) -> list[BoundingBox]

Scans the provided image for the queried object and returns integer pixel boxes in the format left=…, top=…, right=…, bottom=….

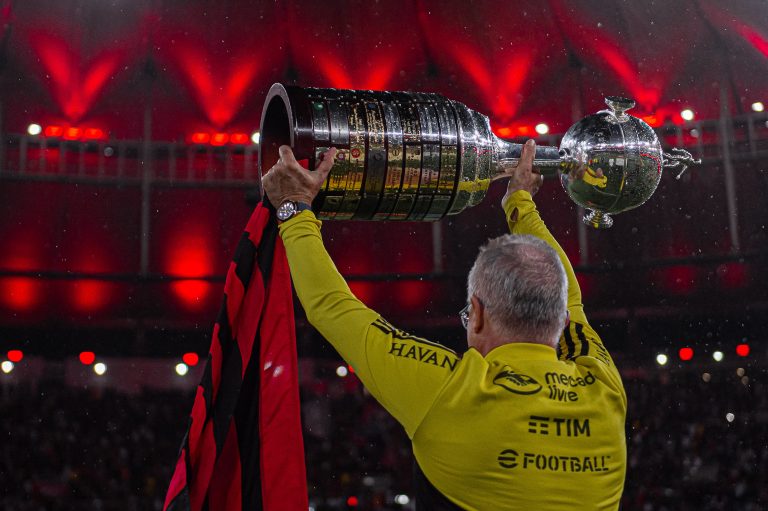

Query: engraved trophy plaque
left=258, top=84, right=698, bottom=227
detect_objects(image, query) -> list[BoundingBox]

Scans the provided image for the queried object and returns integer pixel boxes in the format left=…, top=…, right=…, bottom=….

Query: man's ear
left=470, top=294, right=484, bottom=334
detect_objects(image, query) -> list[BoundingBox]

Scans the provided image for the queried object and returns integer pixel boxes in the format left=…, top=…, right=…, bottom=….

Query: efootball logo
left=493, top=366, right=542, bottom=395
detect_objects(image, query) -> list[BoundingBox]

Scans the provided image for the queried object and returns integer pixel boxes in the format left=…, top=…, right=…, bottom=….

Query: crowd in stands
left=0, top=364, right=765, bottom=510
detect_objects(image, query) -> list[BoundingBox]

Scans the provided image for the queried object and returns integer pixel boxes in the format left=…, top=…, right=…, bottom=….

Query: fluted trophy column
left=258, top=84, right=699, bottom=226
left=258, top=84, right=563, bottom=221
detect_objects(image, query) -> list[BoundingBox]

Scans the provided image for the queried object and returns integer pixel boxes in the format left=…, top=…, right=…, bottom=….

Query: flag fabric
left=164, top=200, right=307, bottom=511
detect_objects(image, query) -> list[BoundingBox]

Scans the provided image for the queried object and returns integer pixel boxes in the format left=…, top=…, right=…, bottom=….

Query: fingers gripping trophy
left=258, top=84, right=699, bottom=228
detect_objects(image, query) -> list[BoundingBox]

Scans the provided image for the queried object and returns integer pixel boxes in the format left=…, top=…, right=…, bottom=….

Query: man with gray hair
left=465, top=233, right=568, bottom=353
left=263, top=139, right=627, bottom=510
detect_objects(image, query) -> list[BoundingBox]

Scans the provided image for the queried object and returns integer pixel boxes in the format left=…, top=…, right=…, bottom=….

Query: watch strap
left=295, top=202, right=312, bottom=214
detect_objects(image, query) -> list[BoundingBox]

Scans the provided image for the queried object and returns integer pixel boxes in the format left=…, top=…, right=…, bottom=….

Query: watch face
left=277, top=201, right=297, bottom=221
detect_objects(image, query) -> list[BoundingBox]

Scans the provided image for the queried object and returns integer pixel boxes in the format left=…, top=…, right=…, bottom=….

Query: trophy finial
left=605, top=96, right=636, bottom=121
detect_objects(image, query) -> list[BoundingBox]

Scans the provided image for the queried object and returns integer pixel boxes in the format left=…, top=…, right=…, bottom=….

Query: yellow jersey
left=279, top=190, right=627, bottom=510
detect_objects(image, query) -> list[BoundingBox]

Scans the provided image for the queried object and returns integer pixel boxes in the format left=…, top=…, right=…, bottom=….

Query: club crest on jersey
left=493, top=366, right=542, bottom=395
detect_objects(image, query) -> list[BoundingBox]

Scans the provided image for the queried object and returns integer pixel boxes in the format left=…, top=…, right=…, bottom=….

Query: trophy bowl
left=559, top=97, right=664, bottom=229
left=259, top=85, right=698, bottom=227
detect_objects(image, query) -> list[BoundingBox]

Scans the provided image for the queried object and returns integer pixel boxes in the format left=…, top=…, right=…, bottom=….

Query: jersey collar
left=483, top=342, right=557, bottom=362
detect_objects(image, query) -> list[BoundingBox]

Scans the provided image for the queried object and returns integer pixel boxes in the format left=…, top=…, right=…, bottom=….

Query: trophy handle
left=492, top=137, right=568, bottom=179
left=663, top=148, right=701, bottom=180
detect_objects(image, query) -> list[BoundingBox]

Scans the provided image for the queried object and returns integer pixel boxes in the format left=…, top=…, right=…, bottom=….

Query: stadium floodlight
left=79, top=351, right=96, bottom=365
left=251, top=131, right=261, bottom=144
left=712, top=351, right=724, bottom=362
left=1, top=361, right=14, bottom=373
left=229, top=133, right=249, bottom=145
left=191, top=132, right=210, bottom=144
left=725, top=413, right=735, bottom=423
left=535, top=123, right=549, bottom=135
left=211, top=133, right=229, bottom=146
left=175, top=363, right=189, bottom=376
left=680, top=109, right=694, bottom=121
left=752, top=102, right=764, bottom=112
left=655, top=353, right=668, bottom=366
left=27, top=123, right=42, bottom=136
left=93, top=362, right=107, bottom=376
left=678, top=347, right=694, bottom=361
left=336, top=365, right=349, bottom=377
left=395, top=494, right=410, bottom=505
left=183, top=352, right=199, bottom=366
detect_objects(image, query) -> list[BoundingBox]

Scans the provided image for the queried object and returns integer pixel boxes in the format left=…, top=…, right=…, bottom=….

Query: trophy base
left=583, top=209, right=613, bottom=229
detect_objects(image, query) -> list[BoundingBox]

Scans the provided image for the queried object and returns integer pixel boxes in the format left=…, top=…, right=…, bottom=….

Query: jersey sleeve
left=503, top=191, right=623, bottom=392
left=279, top=211, right=459, bottom=437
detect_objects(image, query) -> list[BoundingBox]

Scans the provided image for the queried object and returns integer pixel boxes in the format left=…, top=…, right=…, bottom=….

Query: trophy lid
left=604, top=96, right=636, bottom=121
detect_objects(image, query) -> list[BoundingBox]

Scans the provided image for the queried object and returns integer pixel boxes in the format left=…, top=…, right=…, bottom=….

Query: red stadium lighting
left=72, top=279, right=111, bottom=313
left=171, top=280, right=211, bottom=309
left=182, top=352, right=200, bottom=366
left=79, top=351, right=96, bottom=365
left=44, top=125, right=64, bottom=137
left=229, top=132, right=249, bottom=145
left=679, top=347, right=694, bottom=361
left=736, top=344, right=750, bottom=357
left=7, top=350, right=23, bottom=363
left=657, top=265, right=698, bottom=295
left=717, top=262, right=748, bottom=289
left=2, top=277, right=41, bottom=311
left=516, top=126, right=532, bottom=136
left=63, top=127, right=82, bottom=140
left=211, top=132, right=229, bottom=146
left=190, top=132, right=210, bottom=144
left=83, top=128, right=105, bottom=140
left=641, top=115, right=662, bottom=128
left=494, top=126, right=513, bottom=137
left=346, top=496, right=359, bottom=507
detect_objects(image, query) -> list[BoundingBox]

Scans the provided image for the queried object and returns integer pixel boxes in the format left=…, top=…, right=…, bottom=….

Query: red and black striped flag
left=164, top=201, right=307, bottom=511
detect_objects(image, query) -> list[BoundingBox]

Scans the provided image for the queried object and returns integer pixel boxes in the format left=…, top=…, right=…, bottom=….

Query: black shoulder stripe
left=576, top=322, right=590, bottom=357
left=563, top=324, right=576, bottom=360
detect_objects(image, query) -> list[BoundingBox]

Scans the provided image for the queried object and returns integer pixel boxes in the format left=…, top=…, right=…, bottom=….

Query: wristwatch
left=276, top=200, right=312, bottom=221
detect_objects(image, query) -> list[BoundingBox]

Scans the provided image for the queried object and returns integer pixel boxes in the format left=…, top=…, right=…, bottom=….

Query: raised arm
left=504, top=189, right=585, bottom=324
left=500, top=141, right=622, bottom=390
left=263, top=146, right=457, bottom=437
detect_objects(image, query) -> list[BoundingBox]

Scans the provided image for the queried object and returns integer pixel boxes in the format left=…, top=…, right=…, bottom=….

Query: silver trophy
left=259, top=84, right=699, bottom=227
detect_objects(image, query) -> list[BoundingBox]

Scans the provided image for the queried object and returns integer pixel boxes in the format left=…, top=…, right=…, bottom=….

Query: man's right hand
left=501, top=139, right=542, bottom=206
left=261, top=145, right=337, bottom=210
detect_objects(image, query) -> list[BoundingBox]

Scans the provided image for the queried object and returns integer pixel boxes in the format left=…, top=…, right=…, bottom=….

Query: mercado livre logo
left=493, top=366, right=542, bottom=395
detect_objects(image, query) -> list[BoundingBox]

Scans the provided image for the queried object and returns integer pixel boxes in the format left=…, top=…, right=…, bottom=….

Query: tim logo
left=493, top=367, right=542, bottom=395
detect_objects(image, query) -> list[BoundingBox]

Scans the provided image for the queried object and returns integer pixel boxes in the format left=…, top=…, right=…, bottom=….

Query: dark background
left=0, top=0, right=767, bottom=361
left=0, top=1, right=767, bottom=509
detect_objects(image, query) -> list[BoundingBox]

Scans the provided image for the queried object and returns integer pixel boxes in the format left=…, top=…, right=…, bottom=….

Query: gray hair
left=467, top=234, right=568, bottom=345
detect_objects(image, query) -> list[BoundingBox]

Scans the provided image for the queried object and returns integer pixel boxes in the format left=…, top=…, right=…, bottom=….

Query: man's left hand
left=501, top=139, right=542, bottom=205
left=261, top=145, right=338, bottom=209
